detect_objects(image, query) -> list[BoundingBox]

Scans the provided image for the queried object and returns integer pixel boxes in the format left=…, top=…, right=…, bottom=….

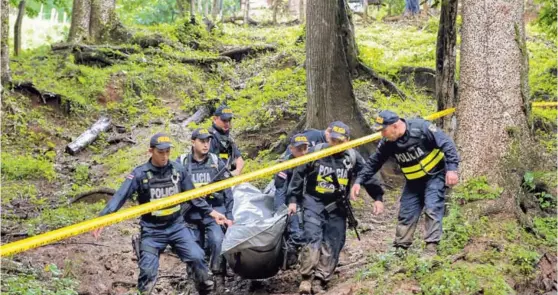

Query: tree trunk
left=272, top=0, right=279, bottom=24
left=190, top=0, right=196, bottom=22
left=456, top=0, right=529, bottom=183
left=68, top=0, right=91, bottom=43
left=306, top=0, right=373, bottom=153
left=1, top=0, right=11, bottom=86
left=362, top=0, right=368, bottom=23
left=298, top=0, right=306, bottom=22
left=243, top=0, right=250, bottom=24
left=14, top=0, right=24, bottom=56
left=211, top=0, right=222, bottom=21
left=435, top=0, right=458, bottom=137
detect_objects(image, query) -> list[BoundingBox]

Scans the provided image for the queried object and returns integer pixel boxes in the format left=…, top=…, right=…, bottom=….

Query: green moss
left=24, top=202, right=106, bottom=236
left=1, top=263, right=79, bottom=295
left=1, top=152, right=56, bottom=181
left=1, top=181, right=38, bottom=205
left=453, top=176, right=503, bottom=202
left=532, top=217, right=557, bottom=247
left=420, top=263, right=514, bottom=295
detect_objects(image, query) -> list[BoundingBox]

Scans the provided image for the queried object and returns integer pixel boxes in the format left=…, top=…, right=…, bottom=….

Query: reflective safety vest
left=179, top=152, right=225, bottom=205
left=209, top=127, right=234, bottom=162
left=309, top=143, right=356, bottom=196
left=394, top=119, right=445, bottom=180
left=139, top=166, right=181, bottom=221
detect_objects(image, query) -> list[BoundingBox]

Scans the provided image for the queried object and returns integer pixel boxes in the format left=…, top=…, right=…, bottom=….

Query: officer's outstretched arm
left=354, top=152, right=385, bottom=202
left=232, top=156, right=245, bottom=175
left=94, top=171, right=140, bottom=238
left=355, top=139, right=393, bottom=185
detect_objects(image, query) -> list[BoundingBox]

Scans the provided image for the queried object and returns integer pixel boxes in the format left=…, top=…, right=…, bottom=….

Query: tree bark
left=1, top=0, right=11, bottom=86
left=211, top=0, right=222, bottom=21
left=362, top=0, right=368, bottom=23
left=14, top=0, right=25, bottom=56
left=68, top=0, right=116, bottom=43
left=305, top=0, right=374, bottom=153
left=243, top=0, right=250, bottom=24
left=456, top=0, right=529, bottom=183
left=68, top=0, right=91, bottom=43
left=190, top=0, right=195, bottom=22
left=272, top=0, right=279, bottom=24
left=435, top=0, right=458, bottom=137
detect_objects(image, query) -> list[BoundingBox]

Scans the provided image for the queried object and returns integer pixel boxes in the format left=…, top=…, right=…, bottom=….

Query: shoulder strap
left=314, top=143, right=325, bottom=152
left=179, top=154, right=188, bottom=166
left=208, top=153, right=219, bottom=168
left=346, top=149, right=356, bottom=169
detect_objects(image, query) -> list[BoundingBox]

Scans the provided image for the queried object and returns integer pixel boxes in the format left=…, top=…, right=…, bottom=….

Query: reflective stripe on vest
left=219, top=153, right=229, bottom=160
left=400, top=148, right=445, bottom=180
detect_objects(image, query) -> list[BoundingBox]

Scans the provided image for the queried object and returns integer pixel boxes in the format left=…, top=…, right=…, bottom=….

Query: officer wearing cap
left=273, top=133, right=310, bottom=268
left=177, top=128, right=234, bottom=293
left=280, top=128, right=327, bottom=159
left=209, top=105, right=244, bottom=176
left=287, top=122, right=384, bottom=294
left=92, top=133, right=228, bottom=294
left=351, top=110, right=460, bottom=256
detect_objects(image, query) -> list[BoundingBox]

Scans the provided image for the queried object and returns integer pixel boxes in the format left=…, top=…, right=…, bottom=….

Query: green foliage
left=74, top=164, right=90, bottom=185
left=534, top=0, right=557, bottom=38
left=527, top=37, right=557, bottom=100
left=1, top=152, right=56, bottom=181
left=504, top=244, right=540, bottom=280
left=119, top=0, right=181, bottom=25
left=1, top=263, right=79, bottom=295
left=453, top=176, right=503, bottom=202
left=523, top=171, right=557, bottom=209
left=1, top=182, right=39, bottom=205
left=532, top=217, right=558, bottom=247
left=420, top=263, right=513, bottom=295
left=25, top=202, right=106, bottom=236
left=438, top=205, right=474, bottom=256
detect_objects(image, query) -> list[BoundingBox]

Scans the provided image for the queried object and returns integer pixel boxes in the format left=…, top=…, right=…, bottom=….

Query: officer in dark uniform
left=352, top=110, right=460, bottom=255
left=273, top=133, right=309, bottom=267
left=92, top=133, right=228, bottom=294
left=177, top=128, right=234, bottom=293
left=287, top=122, right=384, bottom=294
left=209, top=105, right=244, bottom=176
left=280, top=128, right=327, bottom=159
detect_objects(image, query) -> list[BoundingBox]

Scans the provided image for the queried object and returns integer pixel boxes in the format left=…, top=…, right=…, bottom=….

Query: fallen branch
left=69, top=188, right=116, bottom=204
left=219, top=45, right=277, bottom=62
left=107, top=134, right=136, bottom=145
left=357, top=62, right=408, bottom=100
left=66, top=117, right=112, bottom=155
left=181, top=105, right=212, bottom=128
left=12, top=81, right=63, bottom=105
left=144, top=49, right=232, bottom=65
left=50, top=242, right=110, bottom=247
left=51, top=43, right=139, bottom=55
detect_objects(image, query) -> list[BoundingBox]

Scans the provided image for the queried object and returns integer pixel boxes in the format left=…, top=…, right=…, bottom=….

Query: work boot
left=197, top=279, right=215, bottom=294
left=424, top=243, right=438, bottom=258
left=311, top=279, right=325, bottom=294
left=299, top=280, right=312, bottom=294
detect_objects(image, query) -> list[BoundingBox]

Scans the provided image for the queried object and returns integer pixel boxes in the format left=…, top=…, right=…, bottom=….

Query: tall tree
left=14, top=0, right=25, bottom=56
left=435, top=0, right=458, bottom=137
left=305, top=0, right=372, bottom=150
left=1, top=0, right=11, bottom=86
left=298, top=0, right=305, bottom=22
left=456, top=0, right=530, bottom=183
left=68, top=0, right=117, bottom=43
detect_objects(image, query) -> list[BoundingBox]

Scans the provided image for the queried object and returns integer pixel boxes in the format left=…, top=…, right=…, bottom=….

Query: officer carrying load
left=177, top=128, right=234, bottom=293
left=92, top=133, right=228, bottom=294
left=287, top=122, right=384, bottom=294
left=209, top=105, right=244, bottom=176
left=351, top=110, right=460, bottom=256
left=273, top=133, right=310, bottom=268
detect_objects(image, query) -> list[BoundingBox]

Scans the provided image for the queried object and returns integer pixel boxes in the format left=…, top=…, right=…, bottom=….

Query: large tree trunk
left=211, top=0, right=222, bottom=21
left=68, top=0, right=116, bottom=43
left=456, top=0, right=529, bottom=183
left=190, top=0, right=196, bottom=22
left=435, top=0, right=458, bottom=137
left=68, top=0, right=91, bottom=43
left=272, top=0, right=279, bottom=24
left=306, top=0, right=373, bottom=153
left=1, top=0, right=11, bottom=86
left=243, top=0, right=250, bottom=24
left=14, top=0, right=24, bottom=56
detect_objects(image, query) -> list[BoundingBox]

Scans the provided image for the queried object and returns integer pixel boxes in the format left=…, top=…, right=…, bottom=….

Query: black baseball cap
left=150, top=133, right=173, bottom=149
left=191, top=128, right=213, bottom=140
left=374, top=110, right=400, bottom=131
left=328, top=121, right=350, bottom=140
left=214, top=105, right=233, bottom=121
left=290, top=133, right=309, bottom=147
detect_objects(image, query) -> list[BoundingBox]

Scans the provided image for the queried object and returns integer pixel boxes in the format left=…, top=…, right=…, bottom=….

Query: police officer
left=280, top=127, right=327, bottom=159
left=287, top=122, right=384, bottom=294
left=209, top=105, right=244, bottom=176
left=351, top=110, right=460, bottom=255
left=92, top=133, right=228, bottom=294
left=177, top=128, right=234, bottom=293
left=273, top=133, right=309, bottom=268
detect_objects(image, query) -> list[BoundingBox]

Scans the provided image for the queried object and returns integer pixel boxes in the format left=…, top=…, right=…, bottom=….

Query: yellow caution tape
left=532, top=101, right=558, bottom=108
left=0, top=108, right=456, bottom=257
